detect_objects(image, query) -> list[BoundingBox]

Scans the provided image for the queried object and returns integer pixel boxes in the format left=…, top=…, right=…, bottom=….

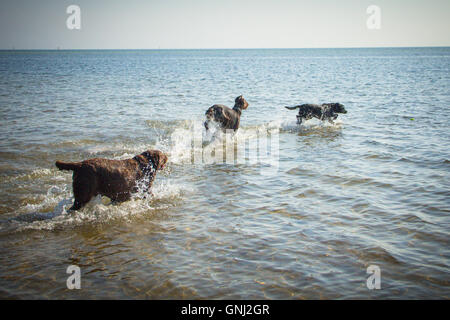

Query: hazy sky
left=0, top=0, right=449, bottom=49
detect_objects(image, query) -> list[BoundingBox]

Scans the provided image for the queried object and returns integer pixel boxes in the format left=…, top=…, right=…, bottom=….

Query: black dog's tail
left=285, top=106, right=300, bottom=110
left=55, top=161, right=82, bottom=171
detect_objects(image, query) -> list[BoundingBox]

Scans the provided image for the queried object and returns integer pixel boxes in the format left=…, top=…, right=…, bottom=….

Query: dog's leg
left=70, top=175, right=96, bottom=211
left=296, top=115, right=302, bottom=125
left=70, top=200, right=85, bottom=211
left=328, top=114, right=338, bottom=124
left=204, top=120, right=210, bottom=131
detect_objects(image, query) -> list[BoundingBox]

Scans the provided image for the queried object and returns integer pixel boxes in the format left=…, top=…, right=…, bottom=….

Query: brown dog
left=204, top=95, right=249, bottom=132
left=55, top=150, right=168, bottom=210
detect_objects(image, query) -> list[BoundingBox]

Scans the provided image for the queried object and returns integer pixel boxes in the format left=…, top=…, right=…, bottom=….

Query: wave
left=1, top=116, right=344, bottom=231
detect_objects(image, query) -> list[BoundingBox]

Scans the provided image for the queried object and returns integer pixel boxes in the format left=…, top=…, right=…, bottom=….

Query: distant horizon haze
left=0, top=0, right=449, bottom=50
left=1, top=46, right=450, bottom=51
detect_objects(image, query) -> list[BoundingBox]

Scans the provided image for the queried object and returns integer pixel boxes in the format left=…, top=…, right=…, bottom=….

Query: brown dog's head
left=140, top=150, right=168, bottom=170
left=234, top=95, right=249, bottom=110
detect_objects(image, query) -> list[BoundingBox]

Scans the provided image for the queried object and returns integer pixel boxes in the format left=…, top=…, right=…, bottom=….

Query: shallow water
left=0, top=48, right=449, bottom=299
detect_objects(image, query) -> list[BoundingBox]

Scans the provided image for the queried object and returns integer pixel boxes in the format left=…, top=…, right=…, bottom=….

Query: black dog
left=204, top=95, right=249, bottom=132
left=285, top=103, right=347, bottom=124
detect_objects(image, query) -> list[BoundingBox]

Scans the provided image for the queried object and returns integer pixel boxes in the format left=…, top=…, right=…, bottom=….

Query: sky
left=0, top=0, right=449, bottom=49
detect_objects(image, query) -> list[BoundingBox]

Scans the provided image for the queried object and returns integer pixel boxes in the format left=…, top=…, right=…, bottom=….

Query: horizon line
left=1, top=45, right=450, bottom=51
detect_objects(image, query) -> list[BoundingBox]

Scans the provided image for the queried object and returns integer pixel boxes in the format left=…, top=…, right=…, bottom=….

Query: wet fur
left=285, top=103, right=347, bottom=124
left=55, top=150, right=168, bottom=211
left=204, top=95, right=249, bottom=132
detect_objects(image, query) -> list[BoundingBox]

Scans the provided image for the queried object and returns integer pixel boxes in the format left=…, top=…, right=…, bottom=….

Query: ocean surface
left=0, top=48, right=449, bottom=299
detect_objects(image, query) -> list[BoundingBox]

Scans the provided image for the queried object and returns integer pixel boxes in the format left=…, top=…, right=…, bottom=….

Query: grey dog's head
left=234, top=95, right=249, bottom=110
left=330, top=103, right=347, bottom=114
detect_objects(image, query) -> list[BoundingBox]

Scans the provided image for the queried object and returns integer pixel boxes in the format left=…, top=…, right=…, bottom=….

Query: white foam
left=266, top=117, right=343, bottom=132
left=14, top=178, right=191, bottom=231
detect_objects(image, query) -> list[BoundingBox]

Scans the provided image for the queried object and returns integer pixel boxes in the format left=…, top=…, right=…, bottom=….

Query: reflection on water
left=0, top=48, right=449, bottom=299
